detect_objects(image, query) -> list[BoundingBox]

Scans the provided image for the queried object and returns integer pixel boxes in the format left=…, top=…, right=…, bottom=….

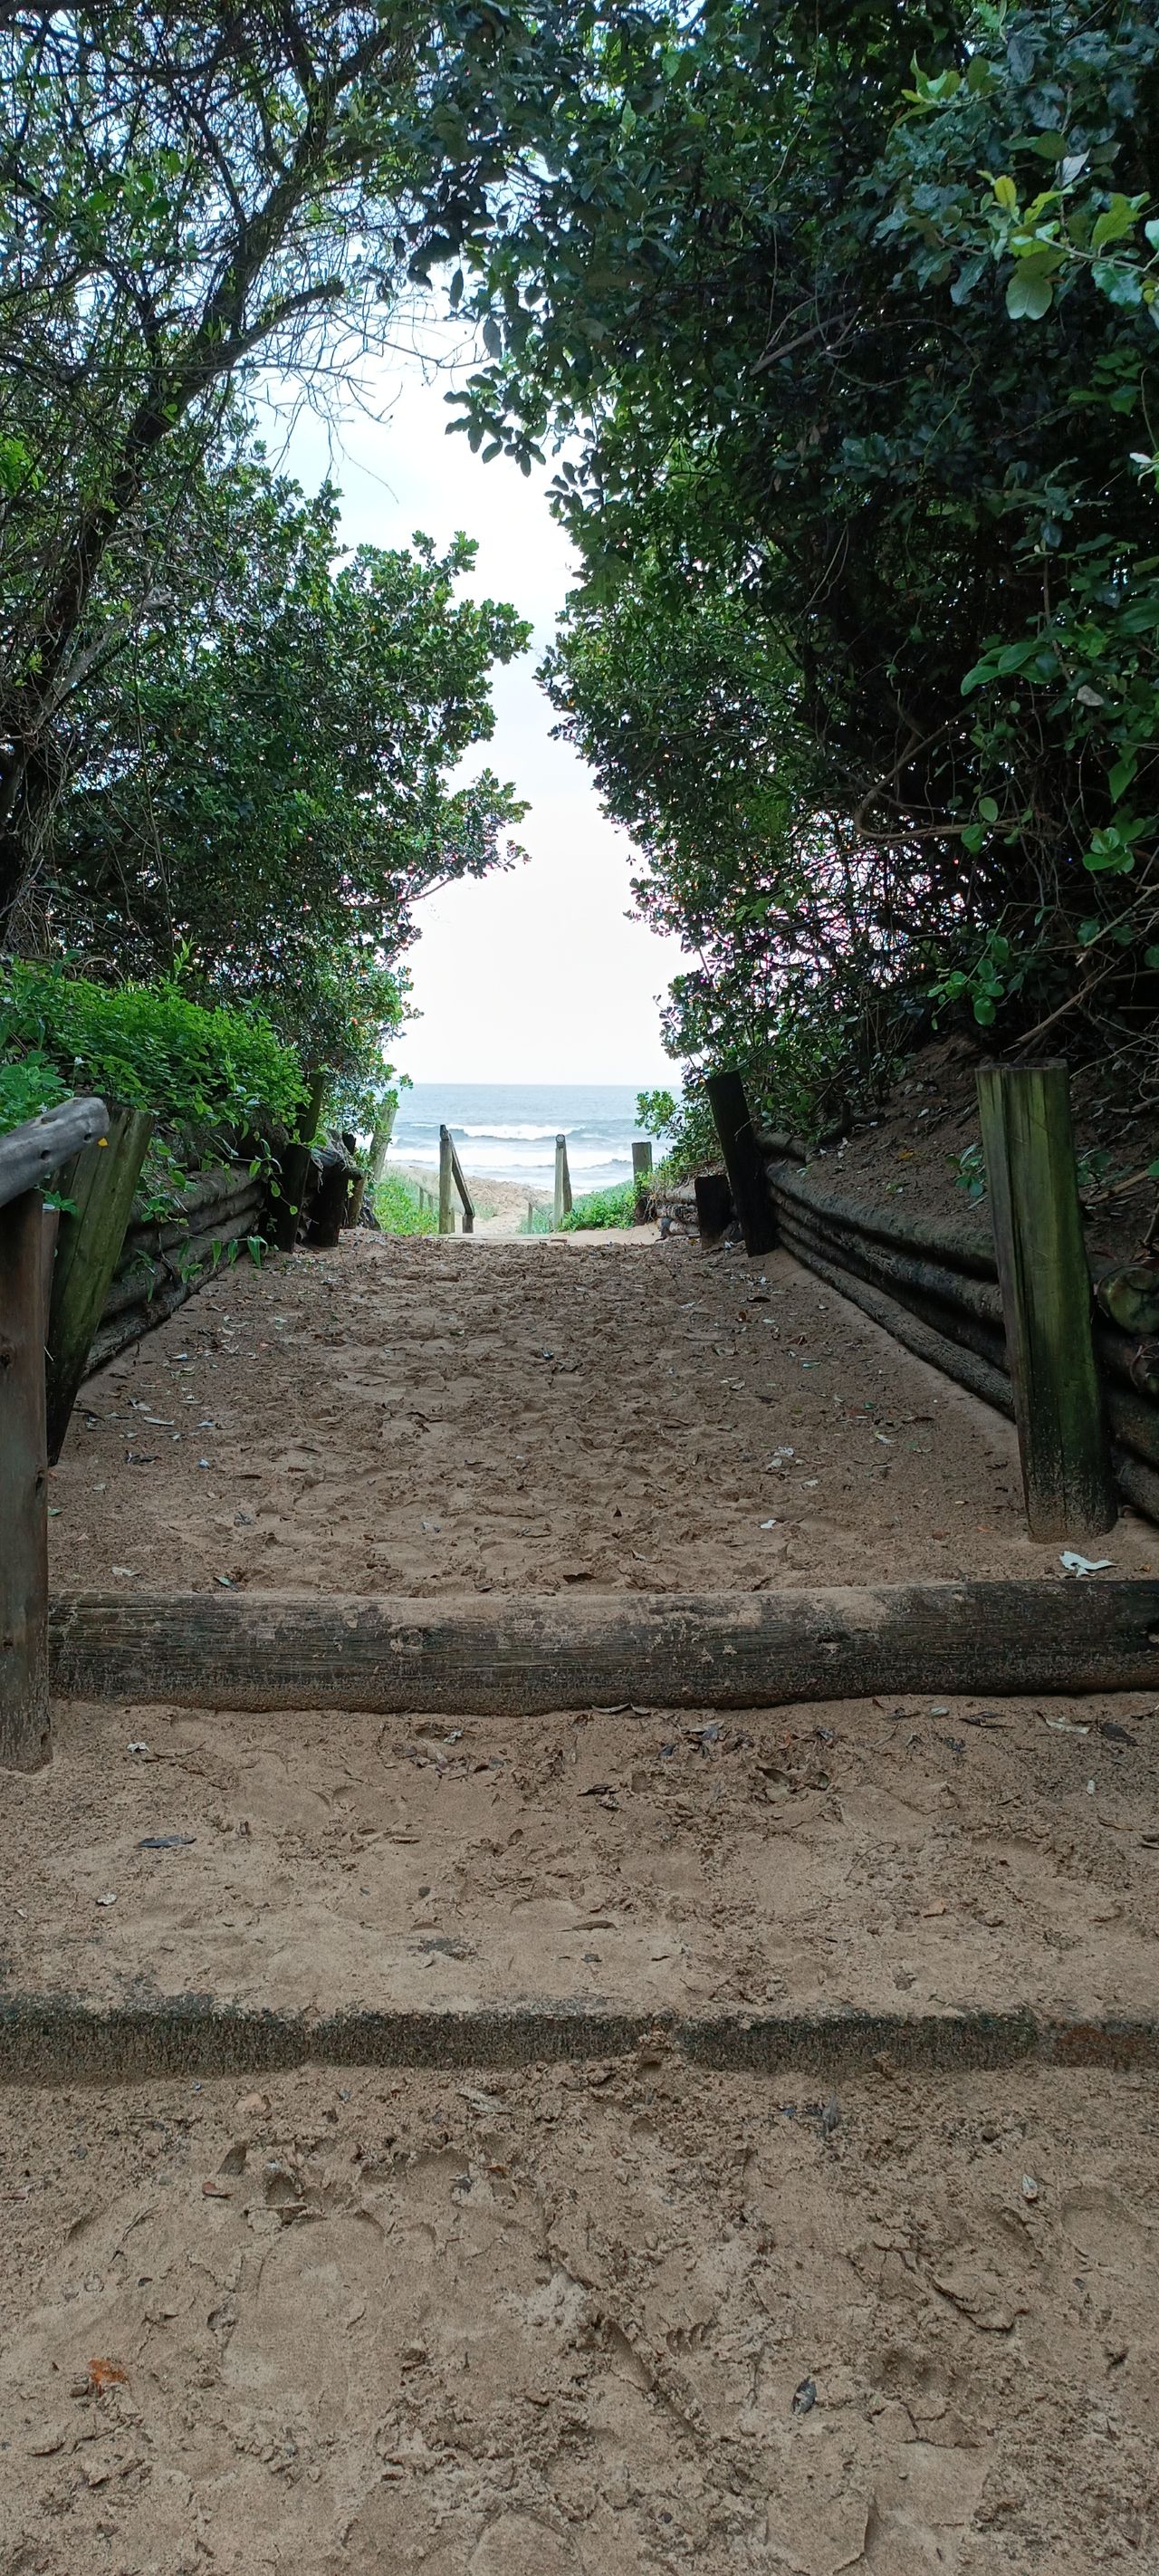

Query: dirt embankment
left=813, top=1035, right=1157, bottom=1274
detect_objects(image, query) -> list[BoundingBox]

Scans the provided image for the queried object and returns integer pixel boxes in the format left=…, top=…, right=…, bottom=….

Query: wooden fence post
left=438, top=1126, right=455, bottom=1235
left=0, top=1190, right=52, bottom=1769
left=705, top=1072, right=778, bottom=1256
left=694, top=1172, right=733, bottom=1244
left=632, top=1139, right=653, bottom=1216
left=272, top=1068, right=327, bottom=1254
left=553, top=1133, right=572, bottom=1227
left=45, top=1104, right=153, bottom=1463
left=367, top=1093, right=398, bottom=1187
left=976, top=1060, right=1116, bottom=1539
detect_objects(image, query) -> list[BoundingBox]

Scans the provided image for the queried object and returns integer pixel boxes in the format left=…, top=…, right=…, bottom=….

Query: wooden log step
left=47, top=1580, right=1159, bottom=1715
left=1, top=1993, right=1156, bottom=2086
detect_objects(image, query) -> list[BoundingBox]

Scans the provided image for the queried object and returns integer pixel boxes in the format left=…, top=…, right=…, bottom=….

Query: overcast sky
left=277, top=351, right=686, bottom=1087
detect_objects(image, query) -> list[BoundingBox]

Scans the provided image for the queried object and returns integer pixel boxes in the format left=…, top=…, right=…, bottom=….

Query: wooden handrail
left=438, top=1124, right=474, bottom=1233
left=0, top=1096, right=110, bottom=1212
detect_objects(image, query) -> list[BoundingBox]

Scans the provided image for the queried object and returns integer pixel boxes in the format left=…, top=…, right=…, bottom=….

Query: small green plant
left=560, top=1181, right=637, bottom=1230
left=373, top=1172, right=437, bottom=1236
left=951, top=1142, right=987, bottom=1202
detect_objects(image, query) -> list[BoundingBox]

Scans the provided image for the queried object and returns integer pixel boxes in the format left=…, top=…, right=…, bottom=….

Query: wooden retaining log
left=84, top=1188, right=263, bottom=1373
left=775, top=1222, right=1017, bottom=1418
left=47, top=1579, right=1159, bottom=1714
left=771, top=1161, right=1159, bottom=1492
left=774, top=1201, right=1006, bottom=1356
left=767, top=1157, right=996, bottom=1278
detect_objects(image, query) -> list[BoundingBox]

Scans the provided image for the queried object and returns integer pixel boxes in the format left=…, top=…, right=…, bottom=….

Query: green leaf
left=978, top=794, right=999, bottom=823
left=1091, top=196, right=1140, bottom=252
left=1092, top=260, right=1144, bottom=308
left=1006, top=264, right=1054, bottom=321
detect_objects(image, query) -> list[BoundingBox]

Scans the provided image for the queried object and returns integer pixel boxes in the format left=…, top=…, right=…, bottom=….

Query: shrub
left=560, top=1181, right=637, bottom=1231
left=0, top=961, right=304, bottom=1141
left=373, top=1172, right=436, bottom=1236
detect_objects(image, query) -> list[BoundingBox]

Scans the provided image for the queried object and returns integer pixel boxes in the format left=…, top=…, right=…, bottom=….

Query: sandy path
left=49, top=1231, right=1155, bottom=1597
left=1, top=2062, right=1155, bottom=2573
left=9, top=1232, right=1157, bottom=2572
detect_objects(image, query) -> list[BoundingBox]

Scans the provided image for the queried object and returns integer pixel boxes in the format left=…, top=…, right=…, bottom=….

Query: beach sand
left=388, top=1158, right=551, bottom=1235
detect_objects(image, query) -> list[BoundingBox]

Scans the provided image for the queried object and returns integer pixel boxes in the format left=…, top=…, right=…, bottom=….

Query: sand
left=4, top=1230, right=1156, bottom=2571
left=1, top=2063, right=1157, bottom=2573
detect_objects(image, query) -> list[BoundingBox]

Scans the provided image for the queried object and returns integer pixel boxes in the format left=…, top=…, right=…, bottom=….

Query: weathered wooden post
left=0, top=1096, right=109, bottom=1769
left=632, top=1139, right=653, bottom=1217
left=694, top=1172, right=733, bottom=1244
left=976, top=1061, right=1116, bottom=1539
left=0, top=1191, right=52, bottom=1767
left=272, top=1069, right=327, bottom=1254
left=553, top=1133, right=572, bottom=1228
left=705, top=1072, right=778, bottom=1256
left=438, top=1126, right=455, bottom=1235
left=45, top=1104, right=153, bottom=1462
left=367, top=1092, right=398, bottom=1187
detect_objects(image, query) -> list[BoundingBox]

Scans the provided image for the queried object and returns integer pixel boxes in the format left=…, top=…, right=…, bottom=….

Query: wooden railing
left=1, top=1098, right=109, bottom=1769
left=438, top=1124, right=474, bottom=1235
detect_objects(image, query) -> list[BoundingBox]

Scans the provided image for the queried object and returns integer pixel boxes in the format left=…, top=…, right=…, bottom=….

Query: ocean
left=386, top=1081, right=667, bottom=1192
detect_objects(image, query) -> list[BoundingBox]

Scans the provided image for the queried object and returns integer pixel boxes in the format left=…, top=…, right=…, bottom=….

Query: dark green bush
left=0, top=961, right=304, bottom=1141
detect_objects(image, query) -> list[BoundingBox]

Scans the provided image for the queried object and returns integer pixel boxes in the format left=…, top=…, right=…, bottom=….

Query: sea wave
left=456, top=1122, right=569, bottom=1141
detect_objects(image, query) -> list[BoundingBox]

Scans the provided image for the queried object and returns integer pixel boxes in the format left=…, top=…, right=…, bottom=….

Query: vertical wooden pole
left=553, top=1134, right=572, bottom=1227
left=694, top=1172, right=733, bottom=1244
left=976, top=1061, right=1116, bottom=1539
left=272, top=1069, right=327, bottom=1254
left=705, top=1072, right=778, bottom=1257
left=45, top=1103, right=153, bottom=1463
left=527, top=1197, right=534, bottom=1234
left=367, top=1093, right=398, bottom=1187
left=632, top=1139, right=653, bottom=1218
left=0, top=1190, right=52, bottom=1768
left=439, top=1126, right=454, bottom=1235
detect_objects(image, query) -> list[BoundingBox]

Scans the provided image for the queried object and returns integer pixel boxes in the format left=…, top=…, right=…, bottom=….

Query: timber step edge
left=46, top=1580, right=1159, bottom=1716
left=2, top=1997, right=1158, bottom=2086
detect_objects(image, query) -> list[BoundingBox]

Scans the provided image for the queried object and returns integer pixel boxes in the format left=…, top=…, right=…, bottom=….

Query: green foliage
left=0, top=1048, right=68, bottom=1134
left=373, top=1172, right=436, bottom=1237
left=636, top=1088, right=677, bottom=1139
left=560, top=1182, right=637, bottom=1231
left=459, top=0, right=1159, bottom=1120
left=40, top=443, right=528, bottom=1075
left=0, top=3, right=618, bottom=930
left=0, top=960, right=304, bottom=1140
